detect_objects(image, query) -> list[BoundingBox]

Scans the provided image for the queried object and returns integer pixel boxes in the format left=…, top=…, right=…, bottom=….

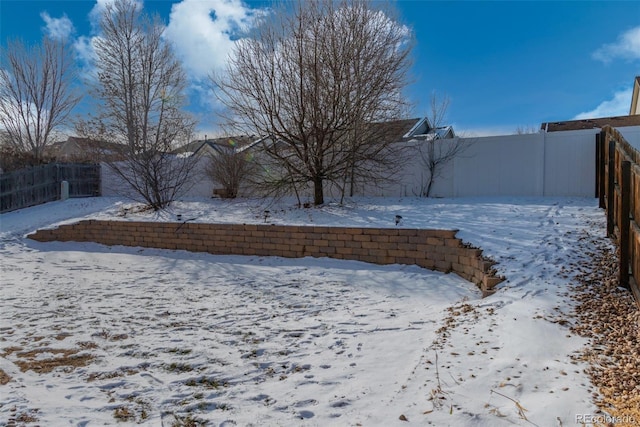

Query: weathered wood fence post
left=607, top=138, right=616, bottom=237
left=620, top=160, right=631, bottom=289
left=596, top=132, right=601, bottom=201
left=597, top=131, right=606, bottom=208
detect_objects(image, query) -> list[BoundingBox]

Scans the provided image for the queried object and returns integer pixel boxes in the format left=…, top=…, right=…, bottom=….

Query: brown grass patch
left=87, top=370, right=124, bottom=382
left=109, top=333, right=129, bottom=341
left=78, top=341, right=99, bottom=350
left=1, top=346, right=22, bottom=357
left=113, top=406, right=135, bottom=421
left=91, top=330, right=128, bottom=341
left=87, top=367, right=140, bottom=382
left=15, top=412, right=39, bottom=423
left=571, top=230, right=640, bottom=425
left=17, top=347, right=78, bottom=359
left=0, top=368, right=11, bottom=385
left=601, top=395, right=640, bottom=427
left=14, top=348, right=95, bottom=374
left=55, top=333, right=72, bottom=341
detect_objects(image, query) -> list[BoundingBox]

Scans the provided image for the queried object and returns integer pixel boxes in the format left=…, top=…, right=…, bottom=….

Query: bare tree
left=204, top=139, right=257, bottom=198
left=418, top=93, right=471, bottom=197
left=0, top=37, right=80, bottom=162
left=83, top=0, right=196, bottom=209
left=213, top=0, right=412, bottom=205
left=515, top=125, right=540, bottom=135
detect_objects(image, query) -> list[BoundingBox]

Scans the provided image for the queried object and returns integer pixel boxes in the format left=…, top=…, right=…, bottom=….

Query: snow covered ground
left=0, top=196, right=606, bottom=426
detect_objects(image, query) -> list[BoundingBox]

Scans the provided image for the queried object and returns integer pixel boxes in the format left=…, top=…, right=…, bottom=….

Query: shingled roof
left=374, top=117, right=455, bottom=141
left=176, top=118, right=455, bottom=157
left=172, top=135, right=262, bottom=156
left=631, top=76, right=640, bottom=115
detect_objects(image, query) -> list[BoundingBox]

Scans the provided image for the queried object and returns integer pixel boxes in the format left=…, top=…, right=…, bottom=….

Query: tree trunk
left=425, top=176, right=434, bottom=197
left=349, top=160, right=355, bottom=197
left=424, top=163, right=438, bottom=197
left=313, top=176, right=324, bottom=205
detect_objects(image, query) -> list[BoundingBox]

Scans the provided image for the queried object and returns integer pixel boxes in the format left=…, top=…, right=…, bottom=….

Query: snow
left=0, top=196, right=605, bottom=426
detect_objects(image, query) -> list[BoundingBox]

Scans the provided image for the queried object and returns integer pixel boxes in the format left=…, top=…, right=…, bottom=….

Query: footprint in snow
left=298, top=410, right=314, bottom=419
left=294, top=399, right=318, bottom=407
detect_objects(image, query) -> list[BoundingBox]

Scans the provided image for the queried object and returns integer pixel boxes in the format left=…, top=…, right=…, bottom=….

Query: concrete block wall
left=28, top=221, right=504, bottom=294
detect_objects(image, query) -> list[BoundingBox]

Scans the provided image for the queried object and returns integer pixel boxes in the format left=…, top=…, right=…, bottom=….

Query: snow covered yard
left=0, top=196, right=610, bottom=426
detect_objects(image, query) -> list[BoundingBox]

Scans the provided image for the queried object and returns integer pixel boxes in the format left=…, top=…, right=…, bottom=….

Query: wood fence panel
left=603, top=132, right=610, bottom=208
left=614, top=145, right=621, bottom=238
left=0, top=163, right=101, bottom=213
left=631, top=224, right=640, bottom=285
left=631, top=166, right=638, bottom=281
left=597, top=125, right=640, bottom=307
left=598, top=131, right=606, bottom=207
left=607, top=139, right=615, bottom=236
left=620, top=161, right=631, bottom=288
left=58, top=164, right=101, bottom=197
left=633, top=165, right=640, bottom=222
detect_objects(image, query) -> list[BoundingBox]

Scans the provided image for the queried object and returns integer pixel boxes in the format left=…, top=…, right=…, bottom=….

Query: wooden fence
left=0, top=163, right=101, bottom=213
left=596, top=125, right=640, bottom=307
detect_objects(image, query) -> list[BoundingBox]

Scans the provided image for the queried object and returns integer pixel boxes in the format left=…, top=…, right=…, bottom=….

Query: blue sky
left=1, top=0, right=639, bottom=137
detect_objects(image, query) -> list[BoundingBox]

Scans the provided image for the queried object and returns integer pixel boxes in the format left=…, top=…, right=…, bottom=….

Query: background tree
left=83, top=0, right=196, bottom=209
left=204, top=140, right=257, bottom=198
left=515, top=125, right=540, bottom=134
left=0, top=37, right=80, bottom=163
left=214, top=0, right=412, bottom=205
left=418, top=93, right=472, bottom=197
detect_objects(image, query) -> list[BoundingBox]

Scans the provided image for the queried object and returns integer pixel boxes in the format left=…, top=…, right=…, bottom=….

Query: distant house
left=176, top=117, right=454, bottom=159
left=540, top=81, right=640, bottom=149
left=541, top=116, right=640, bottom=150
left=631, top=76, right=640, bottom=115
left=540, top=75, right=640, bottom=140
left=48, top=137, right=125, bottom=162
left=173, top=136, right=265, bottom=158
left=402, top=117, right=455, bottom=140
left=542, top=117, right=640, bottom=150
left=169, top=117, right=455, bottom=198
left=541, top=114, right=640, bottom=132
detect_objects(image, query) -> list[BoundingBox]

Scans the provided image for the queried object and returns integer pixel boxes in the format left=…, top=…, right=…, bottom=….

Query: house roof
left=374, top=117, right=455, bottom=141
left=431, top=126, right=456, bottom=139
left=177, top=117, right=455, bottom=157
left=238, top=118, right=441, bottom=153
left=370, top=118, right=425, bottom=142
left=47, top=137, right=124, bottom=160
left=541, top=114, right=640, bottom=132
left=631, top=76, right=640, bottom=115
left=173, top=136, right=261, bottom=156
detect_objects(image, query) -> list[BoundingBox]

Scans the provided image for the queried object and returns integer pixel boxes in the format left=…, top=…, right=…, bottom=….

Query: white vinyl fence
left=380, top=129, right=601, bottom=198
left=101, top=126, right=640, bottom=200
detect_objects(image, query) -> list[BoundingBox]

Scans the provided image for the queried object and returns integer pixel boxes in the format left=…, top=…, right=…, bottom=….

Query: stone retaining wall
left=28, top=220, right=504, bottom=294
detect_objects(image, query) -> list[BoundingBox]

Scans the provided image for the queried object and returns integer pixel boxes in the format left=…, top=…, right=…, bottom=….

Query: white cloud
left=72, top=0, right=263, bottom=119
left=74, top=36, right=95, bottom=62
left=573, top=88, right=632, bottom=120
left=75, top=1, right=144, bottom=81
left=164, top=0, right=265, bottom=80
left=593, top=26, right=640, bottom=63
left=73, top=35, right=100, bottom=81
left=41, top=12, right=75, bottom=41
